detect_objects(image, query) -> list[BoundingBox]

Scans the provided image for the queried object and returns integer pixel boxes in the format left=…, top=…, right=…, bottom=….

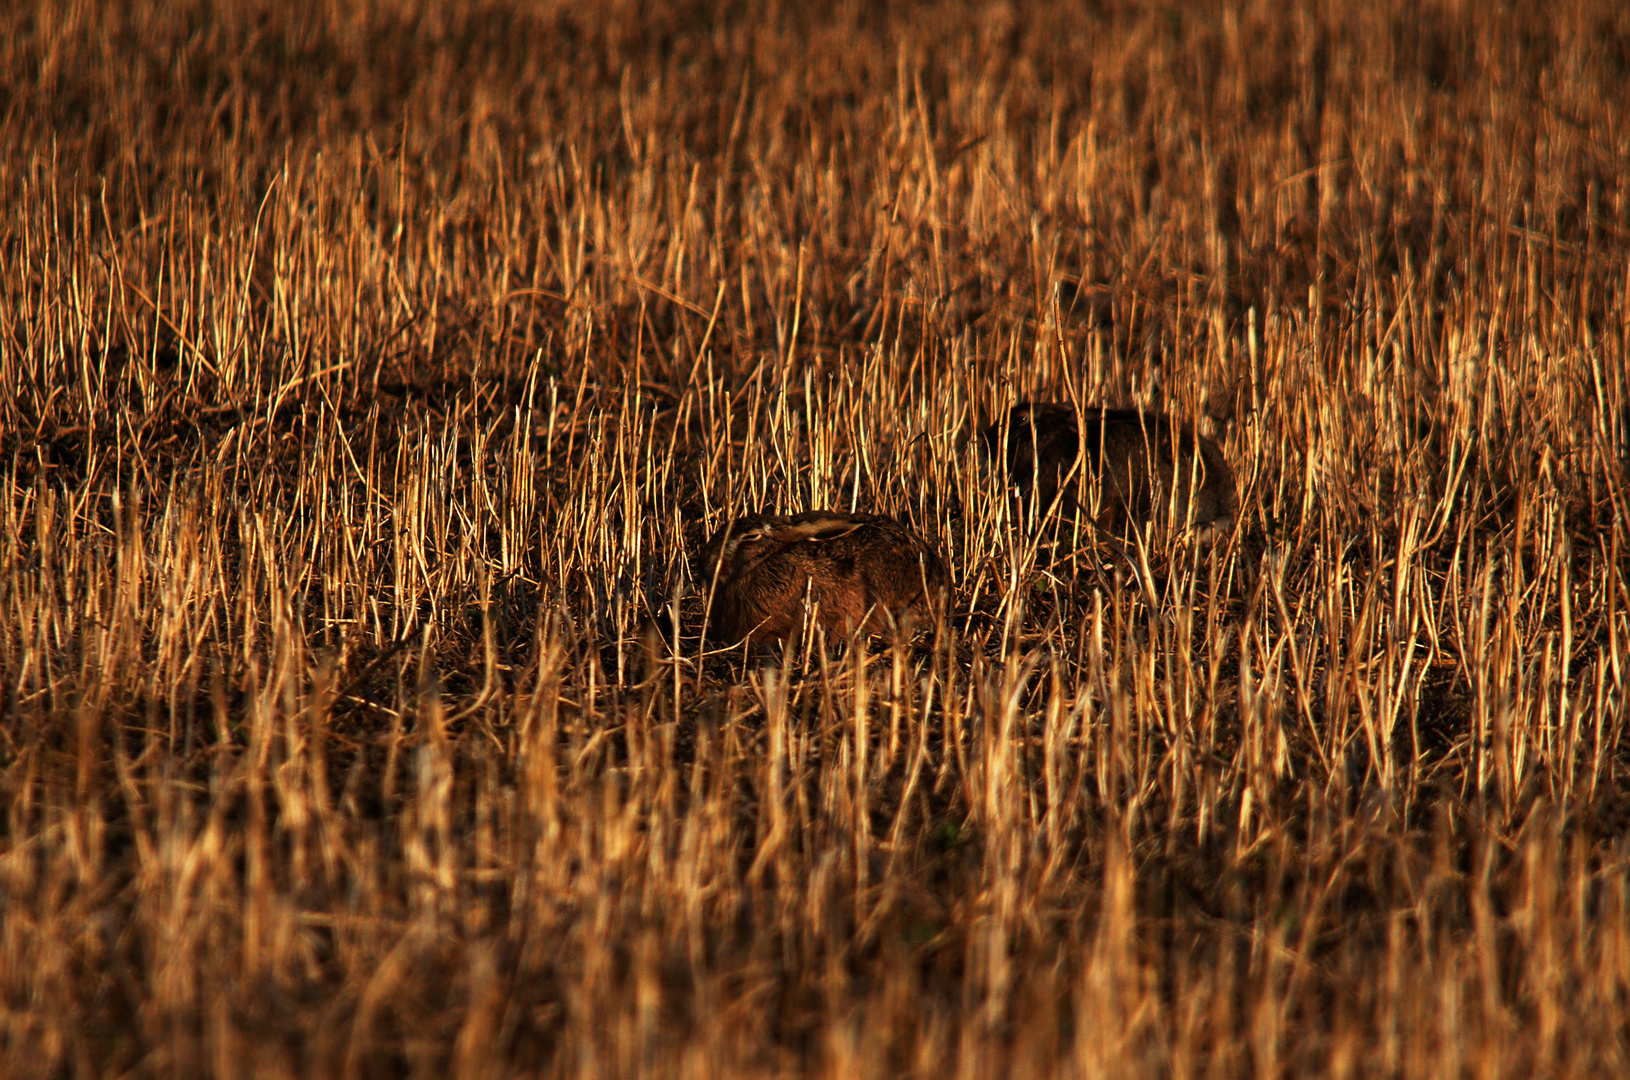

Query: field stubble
left=2, top=0, right=1629, bottom=1076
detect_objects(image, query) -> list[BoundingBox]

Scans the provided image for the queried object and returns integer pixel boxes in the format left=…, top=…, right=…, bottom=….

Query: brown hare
left=697, top=511, right=951, bottom=644
left=983, top=403, right=1236, bottom=535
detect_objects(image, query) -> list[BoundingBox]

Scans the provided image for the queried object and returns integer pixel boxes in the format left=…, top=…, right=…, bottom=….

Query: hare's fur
left=983, top=404, right=1235, bottom=534
left=698, top=511, right=950, bottom=644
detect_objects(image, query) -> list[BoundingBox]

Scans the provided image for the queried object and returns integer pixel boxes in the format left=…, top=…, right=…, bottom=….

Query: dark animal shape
left=983, top=403, right=1236, bottom=533
left=697, top=511, right=950, bottom=644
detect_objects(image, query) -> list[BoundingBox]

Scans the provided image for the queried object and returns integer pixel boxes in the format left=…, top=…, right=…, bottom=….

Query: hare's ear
left=770, top=516, right=862, bottom=544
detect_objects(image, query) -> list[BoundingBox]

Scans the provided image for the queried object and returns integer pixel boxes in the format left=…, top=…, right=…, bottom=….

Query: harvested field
left=2, top=1, right=1628, bottom=1076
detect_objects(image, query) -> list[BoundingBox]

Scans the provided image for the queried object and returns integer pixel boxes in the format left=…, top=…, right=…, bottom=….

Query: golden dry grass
left=2, top=0, right=1629, bottom=1076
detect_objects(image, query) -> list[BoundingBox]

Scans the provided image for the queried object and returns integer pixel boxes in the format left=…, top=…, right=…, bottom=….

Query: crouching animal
left=697, top=511, right=950, bottom=644
left=983, top=403, right=1235, bottom=535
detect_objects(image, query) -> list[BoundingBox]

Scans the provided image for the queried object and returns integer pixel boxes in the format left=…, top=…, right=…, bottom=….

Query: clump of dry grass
left=2, top=0, right=1628, bottom=1076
